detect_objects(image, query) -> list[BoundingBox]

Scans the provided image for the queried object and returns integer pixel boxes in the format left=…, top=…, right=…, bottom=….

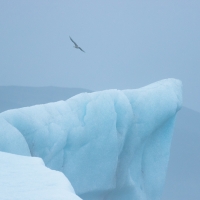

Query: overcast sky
left=0, top=1, right=200, bottom=112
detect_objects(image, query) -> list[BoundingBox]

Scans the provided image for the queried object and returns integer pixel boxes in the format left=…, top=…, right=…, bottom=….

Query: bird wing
left=78, top=47, right=85, bottom=52
left=69, top=36, right=78, bottom=46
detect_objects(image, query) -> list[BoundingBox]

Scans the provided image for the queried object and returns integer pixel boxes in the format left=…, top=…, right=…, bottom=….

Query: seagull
left=69, top=36, right=85, bottom=53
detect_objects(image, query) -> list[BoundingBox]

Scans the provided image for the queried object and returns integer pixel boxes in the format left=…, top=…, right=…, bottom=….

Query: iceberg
left=0, top=78, right=182, bottom=200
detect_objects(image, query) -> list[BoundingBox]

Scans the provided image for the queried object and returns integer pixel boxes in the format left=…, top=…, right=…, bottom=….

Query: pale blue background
left=0, top=0, right=200, bottom=112
left=0, top=1, right=200, bottom=199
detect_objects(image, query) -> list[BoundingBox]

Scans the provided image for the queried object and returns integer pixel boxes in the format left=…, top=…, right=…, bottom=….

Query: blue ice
left=0, top=78, right=182, bottom=200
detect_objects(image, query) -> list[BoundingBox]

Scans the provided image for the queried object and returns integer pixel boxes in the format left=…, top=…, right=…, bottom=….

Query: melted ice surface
left=0, top=78, right=182, bottom=200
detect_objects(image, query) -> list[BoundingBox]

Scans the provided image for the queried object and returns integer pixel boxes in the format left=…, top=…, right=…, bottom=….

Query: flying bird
left=69, top=36, right=85, bottom=53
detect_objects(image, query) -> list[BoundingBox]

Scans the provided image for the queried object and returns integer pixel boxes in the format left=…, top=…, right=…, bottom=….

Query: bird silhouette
left=69, top=36, right=85, bottom=53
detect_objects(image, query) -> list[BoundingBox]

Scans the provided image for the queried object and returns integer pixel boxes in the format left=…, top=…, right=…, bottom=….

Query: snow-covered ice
left=0, top=78, right=182, bottom=200
left=0, top=151, right=81, bottom=200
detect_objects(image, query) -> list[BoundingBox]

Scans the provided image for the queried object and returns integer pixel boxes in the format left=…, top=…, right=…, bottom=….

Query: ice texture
left=0, top=151, right=81, bottom=200
left=0, top=78, right=182, bottom=200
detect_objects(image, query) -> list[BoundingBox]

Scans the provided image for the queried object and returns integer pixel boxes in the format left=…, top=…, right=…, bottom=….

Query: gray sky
left=0, top=1, right=200, bottom=112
